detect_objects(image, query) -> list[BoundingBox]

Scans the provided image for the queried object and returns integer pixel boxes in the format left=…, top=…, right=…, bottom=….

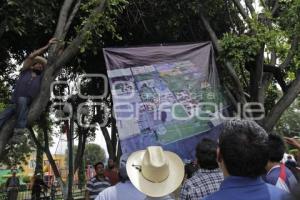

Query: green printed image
left=135, top=73, right=155, bottom=82
left=156, top=117, right=210, bottom=144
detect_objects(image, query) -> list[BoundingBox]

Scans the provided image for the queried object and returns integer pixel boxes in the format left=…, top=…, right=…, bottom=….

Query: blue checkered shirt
left=180, top=168, right=224, bottom=200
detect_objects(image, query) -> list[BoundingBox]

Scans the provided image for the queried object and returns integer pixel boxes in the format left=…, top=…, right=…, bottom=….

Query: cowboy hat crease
left=33, top=56, right=47, bottom=66
left=126, top=146, right=184, bottom=197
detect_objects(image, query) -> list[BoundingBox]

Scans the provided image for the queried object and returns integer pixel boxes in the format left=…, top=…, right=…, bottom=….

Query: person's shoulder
left=265, top=168, right=280, bottom=182
left=95, top=185, right=117, bottom=200
left=266, top=183, right=289, bottom=199
left=285, top=167, right=296, bottom=177
left=100, top=186, right=114, bottom=194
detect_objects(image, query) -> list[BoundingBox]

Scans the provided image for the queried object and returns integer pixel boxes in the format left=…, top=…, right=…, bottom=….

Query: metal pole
left=67, top=113, right=74, bottom=200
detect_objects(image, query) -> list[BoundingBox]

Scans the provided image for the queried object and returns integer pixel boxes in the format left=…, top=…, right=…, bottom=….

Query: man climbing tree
left=0, top=38, right=57, bottom=143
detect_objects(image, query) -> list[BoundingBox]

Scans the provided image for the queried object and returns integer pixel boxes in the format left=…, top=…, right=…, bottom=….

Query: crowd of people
left=85, top=120, right=300, bottom=200
left=5, top=170, right=49, bottom=200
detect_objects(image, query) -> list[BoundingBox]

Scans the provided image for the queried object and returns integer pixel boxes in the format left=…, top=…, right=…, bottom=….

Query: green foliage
left=264, top=84, right=280, bottom=114
left=77, top=0, right=128, bottom=54
left=22, top=175, right=30, bottom=183
left=220, top=13, right=287, bottom=68
left=78, top=159, right=86, bottom=189
left=66, top=143, right=106, bottom=166
left=221, top=33, right=261, bottom=68
left=275, top=97, right=300, bottom=137
left=219, top=0, right=300, bottom=116
left=0, top=103, right=5, bottom=113
left=84, top=143, right=106, bottom=165
left=0, top=140, right=34, bottom=167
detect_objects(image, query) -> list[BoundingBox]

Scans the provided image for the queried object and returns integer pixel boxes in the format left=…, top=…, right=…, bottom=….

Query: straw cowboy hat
left=126, top=146, right=184, bottom=197
left=32, top=56, right=47, bottom=66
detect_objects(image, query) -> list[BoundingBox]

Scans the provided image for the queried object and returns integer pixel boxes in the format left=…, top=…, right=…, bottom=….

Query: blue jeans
left=0, top=97, right=30, bottom=129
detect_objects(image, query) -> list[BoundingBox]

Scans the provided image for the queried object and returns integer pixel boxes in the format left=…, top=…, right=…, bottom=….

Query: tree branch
left=199, top=12, right=221, bottom=52
left=250, top=45, right=265, bottom=102
left=279, top=36, right=298, bottom=69
left=74, top=127, right=87, bottom=173
left=0, top=19, right=7, bottom=41
left=244, top=0, right=256, bottom=17
left=0, top=0, right=107, bottom=156
left=258, top=51, right=276, bottom=104
left=263, top=70, right=300, bottom=131
left=232, top=0, right=251, bottom=21
left=263, top=64, right=287, bottom=92
left=28, top=127, right=46, bottom=151
left=199, top=11, right=247, bottom=104
left=224, top=85, right=238, bottom=109
left=271, top=0, right=279, bottom=16
left=52, top=0, right=107, bottom=74
left=100, top=126, right=114, bottom=159
left=62, top=0, right=82, bottom=39
left=29, top=127, right=67, bottom=199
left=54, top=0, right=75, bottom=39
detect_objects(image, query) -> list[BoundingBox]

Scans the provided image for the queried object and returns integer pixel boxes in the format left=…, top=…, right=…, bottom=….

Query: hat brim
left=126, top=150, right=184, bottom=197
left=33, top=56, right=47, bottom=66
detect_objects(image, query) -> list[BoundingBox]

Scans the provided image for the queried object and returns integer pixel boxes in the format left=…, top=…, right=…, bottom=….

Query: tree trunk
left=34, top=131, right=44, bottom=176
left=78, top=158, right=85, bottom=190
left=250, top=45, right=265, bottom=103
left=110, top=118, right=118, bottom=160
left=74, top=126, right=87, bottom=173
left=100, top=127, right=115, bottom=159
left=0, top=0, right=107, bottom=157
left=262, top=72, right=300, bottom=131
left=67, top=118, right=74, bottom=200
left=29, top=127, right=68, bottom=200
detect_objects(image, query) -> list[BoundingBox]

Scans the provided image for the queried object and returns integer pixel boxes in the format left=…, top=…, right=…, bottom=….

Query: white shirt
left=145, top=195, right=174, bottom=200
left=95, top=181, right=146, bottom=200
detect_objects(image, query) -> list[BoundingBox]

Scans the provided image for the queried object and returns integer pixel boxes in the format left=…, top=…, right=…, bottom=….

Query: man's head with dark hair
left=267, top=133, right=285, bottom=162
left=196, top=138, right=218, bottom=170
left=94, top=162, right=105, bottom=177
left=94, top=161, right=104, bottom=169
left=218, top=119, right=269, bottom=178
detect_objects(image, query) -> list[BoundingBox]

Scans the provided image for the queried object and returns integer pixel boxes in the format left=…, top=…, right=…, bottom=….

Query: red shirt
left=104, top=169, right=119, bottom=185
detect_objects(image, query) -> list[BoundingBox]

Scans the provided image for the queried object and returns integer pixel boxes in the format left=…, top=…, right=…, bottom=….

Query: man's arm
left=284, top=137, right=300, bottom=150
left=21, top=38, right=57, bottom=71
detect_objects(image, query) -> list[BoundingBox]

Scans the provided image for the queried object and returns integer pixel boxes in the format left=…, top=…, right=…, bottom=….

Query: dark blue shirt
left=203, top=176, right=289, bottom=200
left=11, top=70, right=42, bottom=103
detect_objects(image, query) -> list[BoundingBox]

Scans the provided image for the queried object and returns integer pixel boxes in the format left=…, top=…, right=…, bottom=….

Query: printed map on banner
left=104, top=43, right=228, bottom=159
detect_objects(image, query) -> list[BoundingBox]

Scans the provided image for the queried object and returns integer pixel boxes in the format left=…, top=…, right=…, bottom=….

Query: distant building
left=21, top=152, right=68, bottom=185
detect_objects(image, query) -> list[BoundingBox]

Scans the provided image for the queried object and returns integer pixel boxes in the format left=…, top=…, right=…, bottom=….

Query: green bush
left=22, top=175, right=31, bottom=183
left=19, top=184, right=27, bottom=191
